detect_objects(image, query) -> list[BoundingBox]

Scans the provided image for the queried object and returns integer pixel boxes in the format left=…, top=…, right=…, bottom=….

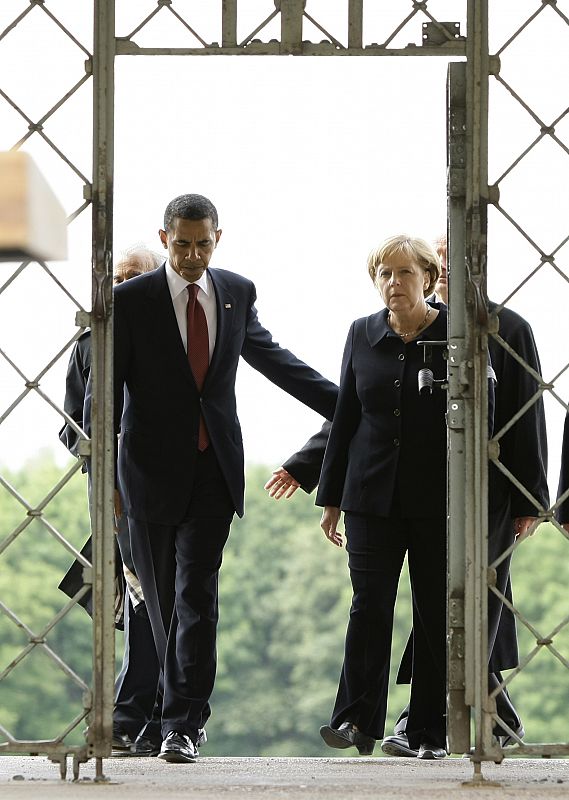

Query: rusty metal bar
left=446, top=60, right=471, bottom=756
left=89, top=0, right=116, bottom=766
left=115, top=41, right=467, bottom=56
left=464, top=0, right=491, bottom=771
left=348, top=0, right=363, bottom=49
left=222, top=0, right=237, bottom=47
left=280, top=0, right=304, bottom=55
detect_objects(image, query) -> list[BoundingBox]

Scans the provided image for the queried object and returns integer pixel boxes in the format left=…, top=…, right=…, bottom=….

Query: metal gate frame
left=2, top=0, right=567, bottom=781
left=448, top=0, right=569, bottom=777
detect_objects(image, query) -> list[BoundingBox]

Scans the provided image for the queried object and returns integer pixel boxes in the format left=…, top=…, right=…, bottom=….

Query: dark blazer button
left=394, top=379, right=401, bottom=388
left=398, top=353, right=405, bottom=361
left=394, top=408, right=400, bottom=416
left=393, top=438, right=400, bottom=446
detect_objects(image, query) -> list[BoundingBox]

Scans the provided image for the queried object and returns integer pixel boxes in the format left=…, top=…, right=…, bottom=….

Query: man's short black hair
left=163, top=194, right=219, bottom=231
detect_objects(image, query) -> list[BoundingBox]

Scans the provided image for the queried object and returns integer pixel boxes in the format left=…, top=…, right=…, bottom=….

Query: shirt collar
left=366, top=303, right=445, bottom=348
left=165, top=262, right=211, bottom=299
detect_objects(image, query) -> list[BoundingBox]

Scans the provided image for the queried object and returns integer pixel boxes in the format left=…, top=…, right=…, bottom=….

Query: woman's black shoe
left=319, top=722, right=376, bottom=755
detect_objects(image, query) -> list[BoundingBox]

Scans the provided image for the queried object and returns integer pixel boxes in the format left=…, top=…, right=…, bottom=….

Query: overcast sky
left=0, top=0, right=568, bottom=503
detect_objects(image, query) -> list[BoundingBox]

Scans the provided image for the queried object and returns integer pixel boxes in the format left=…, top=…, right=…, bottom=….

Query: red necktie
left=187, top=283, right=209, bottom=450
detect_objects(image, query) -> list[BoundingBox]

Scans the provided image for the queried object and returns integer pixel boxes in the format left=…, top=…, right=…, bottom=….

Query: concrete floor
left=1, top=755, right=568, bottom=799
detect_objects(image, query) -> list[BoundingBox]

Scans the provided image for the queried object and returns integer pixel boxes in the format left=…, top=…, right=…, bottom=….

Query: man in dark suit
left=110, top=194, right=337, bottom=763
left=59, top=247, right=164, bottom=754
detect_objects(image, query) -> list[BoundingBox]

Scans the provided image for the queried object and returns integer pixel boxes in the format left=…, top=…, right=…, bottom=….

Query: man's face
left=114, top=258, right=146, bottom=284
left=159, top=216, right=222, bottom=283
left=434, top=236, right=447, bottom=301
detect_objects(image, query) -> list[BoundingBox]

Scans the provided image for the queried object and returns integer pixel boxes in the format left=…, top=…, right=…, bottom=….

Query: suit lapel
left=206, top=268, right=236, bottom=384
left=366, top=309, right=390, bottom=348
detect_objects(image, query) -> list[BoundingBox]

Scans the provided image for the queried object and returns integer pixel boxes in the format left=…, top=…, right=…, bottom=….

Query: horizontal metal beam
left=115, top=40, right=467, bottom=57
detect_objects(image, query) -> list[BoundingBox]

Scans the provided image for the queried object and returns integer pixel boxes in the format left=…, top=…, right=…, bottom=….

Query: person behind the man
left=59, top=246, right=165, bottom=754
left=105, top=193, right=338, bottom=764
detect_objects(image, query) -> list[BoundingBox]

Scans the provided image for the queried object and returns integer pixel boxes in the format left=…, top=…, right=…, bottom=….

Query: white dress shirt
left=165, top=262, right=217, bottom=360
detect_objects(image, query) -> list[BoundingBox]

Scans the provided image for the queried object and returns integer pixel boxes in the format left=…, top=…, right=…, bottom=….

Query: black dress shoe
left=381, top=733, right=419, bottom=757
left=319, top=722, right=375, bottom=755
left=417, top=741, right=447, bottom=760
left=158, top=731, right=198, bottom=763
left=496, top=724, right=525, bottom=747
left=131, top=734, right=161, bottom=757
left=111, top=725, right=135, bottom=751
left=196, top=727, right=207, bottom=748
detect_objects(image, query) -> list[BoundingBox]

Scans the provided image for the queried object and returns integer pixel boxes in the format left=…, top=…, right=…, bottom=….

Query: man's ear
left=215, top=228, right=222, bottom=245
left=159, top=228, right=168, bottom=248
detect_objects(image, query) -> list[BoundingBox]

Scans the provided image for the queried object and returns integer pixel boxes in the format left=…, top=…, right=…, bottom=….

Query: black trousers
left=394, top=501, right=522, bottom=741
left=487, top=503, right=518, bottom=671
left=129, top=447, right=234, bottom=741
left=113, top=593, right=161, bottom=739
left=330, top=513, right=447, bottom=750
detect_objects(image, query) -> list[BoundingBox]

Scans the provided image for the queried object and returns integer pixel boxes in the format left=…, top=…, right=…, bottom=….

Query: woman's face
left=376, top=251, right=430, bottom=313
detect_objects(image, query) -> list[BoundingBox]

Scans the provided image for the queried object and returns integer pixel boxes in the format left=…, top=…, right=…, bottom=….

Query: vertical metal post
left=446, top=60, right=470, bottom=756
left=348, top=0, right=363, bottom=49
left=465, top=0, right=491, bottom=762
left=280, top=0, right=304, bottom=55
left=447, top=0, right=490, bottom=757
left=89, top=0, right=116, bottom=761
left=222, top=0, right=237, bottom=48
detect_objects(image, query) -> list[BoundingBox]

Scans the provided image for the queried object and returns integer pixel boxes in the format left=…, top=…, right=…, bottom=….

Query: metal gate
left=447, top=0, right=569, bottom=775
left=0, top=0, right=566, bottom=781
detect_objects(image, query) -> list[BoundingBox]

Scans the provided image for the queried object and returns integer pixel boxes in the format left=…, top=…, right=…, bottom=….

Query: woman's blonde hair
left=367, top=234, right=441, bottom=298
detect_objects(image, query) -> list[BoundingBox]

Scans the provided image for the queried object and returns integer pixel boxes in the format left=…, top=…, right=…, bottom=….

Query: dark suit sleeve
left=282, top=421, right=331, bottom=494
left=59, top=335, right=91, bottom=458
left=113, top=292, right=132, bottom=436
left=315, top=323, right=361, bottom=508
left=556, top=413, right=569, bottom=523
left=240, top=285, right=338, bottom=420
left=491, top=318, right=549, bottom=516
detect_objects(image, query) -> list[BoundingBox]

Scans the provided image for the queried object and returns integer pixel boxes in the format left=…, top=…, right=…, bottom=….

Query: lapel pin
left=224, top=303, right=232, bottom=309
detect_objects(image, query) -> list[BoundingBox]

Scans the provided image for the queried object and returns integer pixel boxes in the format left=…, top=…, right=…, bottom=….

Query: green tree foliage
left=0, top=452, right=112, bottom=744
left=0, top=456, right=567, bottom=753
left=209, top=465, right=413, bottom=756
left=500, top=521, right=569, bottom=744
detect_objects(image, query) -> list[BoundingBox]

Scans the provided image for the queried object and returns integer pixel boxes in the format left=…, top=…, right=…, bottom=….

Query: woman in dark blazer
left=317, top=234, right=447, bottom=759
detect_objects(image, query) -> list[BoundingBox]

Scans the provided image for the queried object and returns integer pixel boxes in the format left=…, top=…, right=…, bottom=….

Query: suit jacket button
left=393, top=438, right=400, bottom=446
left=394, top=379, right=401, bottom=388
left=394, top=408, right=400, bottom=417
left=398, top=353, right=405, bottom=361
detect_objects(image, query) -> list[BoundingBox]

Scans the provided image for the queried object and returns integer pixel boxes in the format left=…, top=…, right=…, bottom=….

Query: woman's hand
left=264, top=468, right=300, bottom=499
left=321, top=506, right=343, bottom=547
